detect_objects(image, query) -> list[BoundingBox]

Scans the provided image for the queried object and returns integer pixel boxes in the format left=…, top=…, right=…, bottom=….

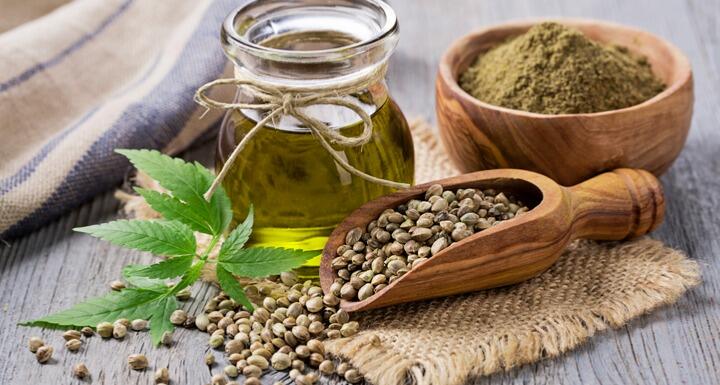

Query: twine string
left=194, top=66, right=410, bottom=201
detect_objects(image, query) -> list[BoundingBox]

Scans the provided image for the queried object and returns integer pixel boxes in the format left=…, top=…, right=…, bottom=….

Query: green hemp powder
left=459, top=22, right=666, bottom=114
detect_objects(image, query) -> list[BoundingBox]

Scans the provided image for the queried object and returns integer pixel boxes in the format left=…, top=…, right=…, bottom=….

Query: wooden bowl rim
left=438, top=17, right=693, bottom=118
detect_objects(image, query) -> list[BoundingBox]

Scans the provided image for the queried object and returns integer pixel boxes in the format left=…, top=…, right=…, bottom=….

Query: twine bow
left=194, top=65, right=411, bottom=201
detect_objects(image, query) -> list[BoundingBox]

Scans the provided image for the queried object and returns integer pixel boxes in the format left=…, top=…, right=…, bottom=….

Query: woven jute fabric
left=119, top=119, right=700, bottom=385
left=321, top=119, right=701, bottom=385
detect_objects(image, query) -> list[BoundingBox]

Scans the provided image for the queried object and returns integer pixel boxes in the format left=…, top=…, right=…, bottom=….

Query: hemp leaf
left=216, top=265, right=254, bottom=311
left=125, top=255, right=194, bottom=280
left=75, top=220, right=196, bottom=257
left=218, top=205, right=254, bottom=259
left=21, top=149, right=315, bottom=345
left=116, top=149, right=232, bottom=236
left=122, top=265, right=166, bottom=290
left=20, top=288, right=170, bottom=329
left=135, top=188, right=219, bottom=235
left=218, top=248, right=320, bottom=278
left=150, top=296, right=179, bottom=345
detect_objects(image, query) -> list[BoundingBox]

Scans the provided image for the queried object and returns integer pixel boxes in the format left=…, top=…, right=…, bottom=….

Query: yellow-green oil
left=216, top=30, right=414, bottom=277
left=217, top=92, right=413, bottom=278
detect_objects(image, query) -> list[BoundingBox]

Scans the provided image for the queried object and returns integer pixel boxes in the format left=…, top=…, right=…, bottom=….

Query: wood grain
left=435, top=19, right=693, bottom=186
left=320, top=168, right=664, bottom=312
left=1, top=0, right=719, bottom=384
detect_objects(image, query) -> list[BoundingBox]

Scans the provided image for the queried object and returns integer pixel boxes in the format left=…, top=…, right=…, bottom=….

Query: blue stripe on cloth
left=0, top=0, right=133, bottom=93
left=0, top=53, right=163, bottom=195
left=2, top=0, right=240, bottom=239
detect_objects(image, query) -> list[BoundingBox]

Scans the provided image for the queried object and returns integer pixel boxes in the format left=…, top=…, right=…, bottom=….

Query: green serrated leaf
left=19, top=288, right=165, bottom=329
left=212, top=178, right=233, bottom=235
left=218, top=247, right=318, bottom=278
left=218, top=205, right=254, bottom=262
left=136, top=188, right=215, bottom=234
left=125, top=255, right=193, bottom=280
left=122, top=265, right=166, bottom=290
left=75, top=220, right=196, bottom=257
left=115, top=149, right=232, bottom=235
left=216, top=265, right=254, bottom=311
left=149, top=296, right=178, bottom=346
left=116, top=149, right=211, bottom=204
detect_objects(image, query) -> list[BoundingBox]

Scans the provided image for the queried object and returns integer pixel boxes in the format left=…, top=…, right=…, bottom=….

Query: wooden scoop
left=319, top=168, right=664, bottom=312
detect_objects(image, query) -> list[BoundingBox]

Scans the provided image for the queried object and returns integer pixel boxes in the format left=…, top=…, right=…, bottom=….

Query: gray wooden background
left=1, top=0, right=718, bottom=384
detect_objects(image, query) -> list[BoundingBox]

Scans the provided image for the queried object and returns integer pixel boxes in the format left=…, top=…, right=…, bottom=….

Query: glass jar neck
left=220, top=0, right=399, bottom=88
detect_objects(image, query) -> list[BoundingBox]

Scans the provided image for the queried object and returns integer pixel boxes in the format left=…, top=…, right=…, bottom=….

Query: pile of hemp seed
left=330, top=184, right=529, bottom=302
left=26, top=272, right=364, bottom=385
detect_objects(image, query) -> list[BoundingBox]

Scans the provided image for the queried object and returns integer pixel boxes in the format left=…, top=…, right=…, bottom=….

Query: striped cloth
left=0, top=0, right=240, bottom=239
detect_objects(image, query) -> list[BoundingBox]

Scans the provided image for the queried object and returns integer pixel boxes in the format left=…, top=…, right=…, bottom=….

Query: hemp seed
left=127, top=354, right=148, bottom=370
left=170, top=309, right=188, bottom=325
left=110, top=280, right=126, bottom=291
left=344, top=368, right=363, bottom=383
left=211, top=373, right=227, bottom=385
left=65, top=339, right=82, bottom=352
left=161, top=331, right=173, bottom=346
left=62, top=330, right=82, bottom=341
left=73, top=363, right=90, bottom=379
left=224, top=365, right=239, bottom=378
left=28, top=336, right=44, bottom=353
left=154, top=367, right=170, bottom=383
left=113, top=323, right=127, bottom=339
left=131, top=319, right=148, bottom=331
left=35, top=345, right=53, bottom=363
left=97, top=322, right=113, bottom=338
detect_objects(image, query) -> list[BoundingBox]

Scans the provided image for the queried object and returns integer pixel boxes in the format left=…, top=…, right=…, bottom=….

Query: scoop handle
left=567, top=168, right=665, bottom=240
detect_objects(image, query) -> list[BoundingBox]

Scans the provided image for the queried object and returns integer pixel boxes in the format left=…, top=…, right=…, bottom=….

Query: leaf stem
left=198, top=234, right=222, bottom=261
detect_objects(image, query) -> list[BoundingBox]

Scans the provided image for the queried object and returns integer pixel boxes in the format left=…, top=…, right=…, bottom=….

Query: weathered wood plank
left=1, top=0, right=718, bottom=384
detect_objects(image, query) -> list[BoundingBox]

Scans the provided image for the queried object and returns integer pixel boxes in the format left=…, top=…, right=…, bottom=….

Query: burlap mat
left=323, top=119, right=701, bottom=385
left=118, top=119, right=700, bottom=385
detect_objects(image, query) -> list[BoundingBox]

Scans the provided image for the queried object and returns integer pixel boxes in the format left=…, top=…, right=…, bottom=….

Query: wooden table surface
left=1, top=0, right=718, bottom=384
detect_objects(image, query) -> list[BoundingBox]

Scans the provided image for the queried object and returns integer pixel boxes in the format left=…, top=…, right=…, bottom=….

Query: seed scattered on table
left=113, top=323, right=127, bottom=339
left=154, top=367, right=169, bottom=383
left=62, top=330, right=82, bottom=341
left=127, top=353, right=148, bottom=370
left=161, top=331, right=173, bottom=346
left=110, top=280, right=126, bottom=291
left=65, top=338, right=82, bottom=352
left=175, top=287, right=192, bottom=301
left=131, top=319, right=148, bottom=331
left=35, top=345, right=53, bottom=364
left=81, top=326, right=94, bottom=337
left=28, top=336, right=44, bottom=353
left=224, top=364, right=239, bottom=377
left=97, top=322, right=113, bottom=338
left=209, top=334, right=224, bottom=348
left=211, top=373, right=227, bottom=385
left=73, top=363, right=90, bottom=379
left=170, top=309, right=187, bottom=325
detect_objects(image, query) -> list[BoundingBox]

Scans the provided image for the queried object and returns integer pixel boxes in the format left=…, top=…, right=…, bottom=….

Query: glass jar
left=215, top=0, right=414, bottom=274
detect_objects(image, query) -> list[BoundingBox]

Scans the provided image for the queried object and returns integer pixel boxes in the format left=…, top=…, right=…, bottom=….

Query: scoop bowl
left=319, top=168, right=664, bottom=312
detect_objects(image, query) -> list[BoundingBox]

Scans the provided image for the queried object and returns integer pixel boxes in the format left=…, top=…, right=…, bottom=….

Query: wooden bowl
left=436, top=19, right=693, bottom=186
